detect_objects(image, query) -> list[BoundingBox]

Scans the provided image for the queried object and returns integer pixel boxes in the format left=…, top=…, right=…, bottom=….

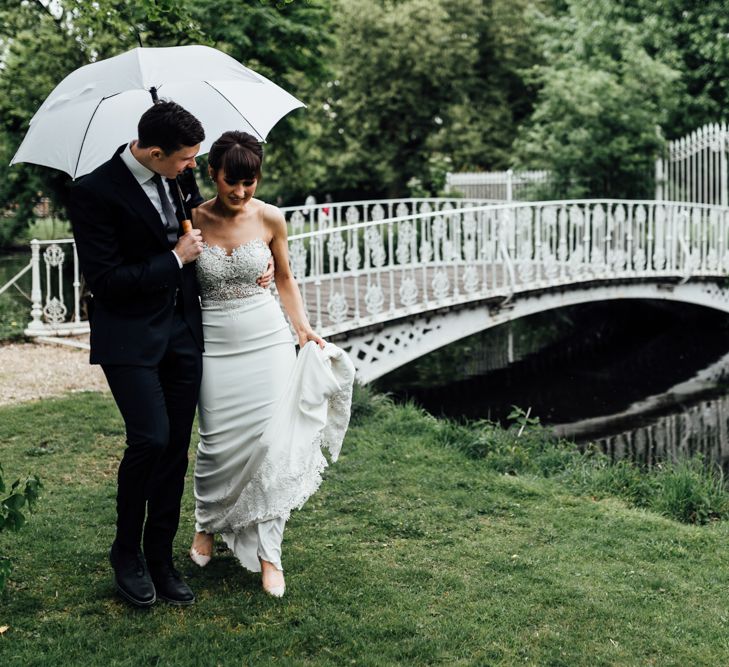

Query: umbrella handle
left=173, top=178, right=193, bottom=234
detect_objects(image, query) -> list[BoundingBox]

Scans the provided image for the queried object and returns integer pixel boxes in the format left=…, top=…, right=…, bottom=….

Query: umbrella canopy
left=11, top=45, right=304, bottom=179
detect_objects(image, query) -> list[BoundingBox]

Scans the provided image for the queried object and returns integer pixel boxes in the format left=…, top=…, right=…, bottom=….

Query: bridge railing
left=279, top=196, right=504, bottom=230
left=16, top=198, right=729, bottom=339
left=286, top=199, right=729, bottom=337
left=22, top=238, right=87, bottom=336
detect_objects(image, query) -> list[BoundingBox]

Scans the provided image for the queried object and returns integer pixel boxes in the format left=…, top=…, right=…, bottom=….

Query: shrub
left=433, top=405, right=729, bottom=525
left=437, top=408, right=580, bottom=476
left=0, top=298, right=28, bottom=342
left=562, top=454, right=658, bottom=508
left=22, top=218, right=72, bottom=243
left=651, top=459, right=729, bottom=525
left=350, top=382, right=392, bottom=426
left=0, top=464, right=42, bottom=594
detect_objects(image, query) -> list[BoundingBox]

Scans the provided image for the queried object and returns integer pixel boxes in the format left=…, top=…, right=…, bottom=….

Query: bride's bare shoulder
left=261, top=201, right=286, bottom=229
left=191, top=199, right=216, bottom=227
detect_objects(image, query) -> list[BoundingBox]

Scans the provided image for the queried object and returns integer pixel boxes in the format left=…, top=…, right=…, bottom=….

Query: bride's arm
left=266, top=205, right=325, bottom=348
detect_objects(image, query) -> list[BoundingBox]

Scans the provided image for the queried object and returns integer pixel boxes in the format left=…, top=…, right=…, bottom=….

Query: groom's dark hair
left=137, top=100, right=205, bottom=155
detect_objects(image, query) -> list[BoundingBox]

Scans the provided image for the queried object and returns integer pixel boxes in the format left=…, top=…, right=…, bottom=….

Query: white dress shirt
left=119, top=142, right=183, bottom=268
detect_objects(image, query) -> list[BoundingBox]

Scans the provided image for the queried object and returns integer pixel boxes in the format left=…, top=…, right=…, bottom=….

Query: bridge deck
left=297, top=265, right=509, bottom=327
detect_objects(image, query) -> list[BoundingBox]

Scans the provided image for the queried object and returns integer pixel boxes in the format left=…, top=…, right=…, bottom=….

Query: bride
left=189, top=131, right=353, bottom=597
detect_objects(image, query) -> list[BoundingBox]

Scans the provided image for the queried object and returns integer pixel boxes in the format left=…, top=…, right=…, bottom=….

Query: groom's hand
left=257, top=257, right=275, bottom=288
left=174, top=229, right=204, bottom=264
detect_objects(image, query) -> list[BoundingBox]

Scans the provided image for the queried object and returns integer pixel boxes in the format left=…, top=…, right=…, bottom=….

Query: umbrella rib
left=202, top=81, right=265, bottom=142
left=73, top=93, right=121, bottom=179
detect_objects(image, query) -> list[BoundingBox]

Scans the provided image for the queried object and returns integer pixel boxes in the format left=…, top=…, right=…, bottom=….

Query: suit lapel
left=109, top=151, right=168, bottom=247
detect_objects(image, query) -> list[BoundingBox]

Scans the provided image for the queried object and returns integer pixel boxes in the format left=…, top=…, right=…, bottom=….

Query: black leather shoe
left=109, top=542, right=156, bottom=608
left=148, top=561, right=195, bottom=606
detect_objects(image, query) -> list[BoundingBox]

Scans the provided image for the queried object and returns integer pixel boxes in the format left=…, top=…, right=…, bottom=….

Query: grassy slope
left=1, top=392, right=729, bottom=666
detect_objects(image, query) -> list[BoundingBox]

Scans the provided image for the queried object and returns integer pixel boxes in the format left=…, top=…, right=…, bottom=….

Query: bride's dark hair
left=208, top=131, right=263, bottom=181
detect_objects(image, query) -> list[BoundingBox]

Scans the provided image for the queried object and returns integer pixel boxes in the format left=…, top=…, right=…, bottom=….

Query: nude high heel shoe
left=260, top=559, right=286, bottom=597
left=189, top=546, right=211, bottom=567
left=190, top=532, right=213, bottom=567
left=263, top=578, right=286, bottom=598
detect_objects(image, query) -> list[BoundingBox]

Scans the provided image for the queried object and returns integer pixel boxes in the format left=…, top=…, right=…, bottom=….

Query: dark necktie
left=151, top=173, right=179, bottom=247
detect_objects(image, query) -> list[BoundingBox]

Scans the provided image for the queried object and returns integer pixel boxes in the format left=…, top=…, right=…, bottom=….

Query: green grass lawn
left=2, top=392, right=729, bottom=666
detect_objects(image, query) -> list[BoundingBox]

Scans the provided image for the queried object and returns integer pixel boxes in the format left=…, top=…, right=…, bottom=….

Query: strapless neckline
left=202, top=238, right=269, bottom=258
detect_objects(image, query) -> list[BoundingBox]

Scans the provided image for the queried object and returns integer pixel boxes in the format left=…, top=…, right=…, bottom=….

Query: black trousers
left=102, top=311, right=202, bottom=563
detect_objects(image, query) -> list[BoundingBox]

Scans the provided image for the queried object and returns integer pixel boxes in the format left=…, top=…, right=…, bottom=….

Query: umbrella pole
left=174, top=179, right=193, bottom=234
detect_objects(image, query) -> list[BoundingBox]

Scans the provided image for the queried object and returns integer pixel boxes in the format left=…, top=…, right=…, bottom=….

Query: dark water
left=375, top=300, right=729, bottom=471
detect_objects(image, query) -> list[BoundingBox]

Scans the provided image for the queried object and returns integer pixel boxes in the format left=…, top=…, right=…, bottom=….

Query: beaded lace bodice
left=196, top=239, right=270, bottom=301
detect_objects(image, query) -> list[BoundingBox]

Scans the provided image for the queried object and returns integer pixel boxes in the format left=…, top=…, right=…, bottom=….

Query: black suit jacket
left=68, top=145, right=204, bottom=365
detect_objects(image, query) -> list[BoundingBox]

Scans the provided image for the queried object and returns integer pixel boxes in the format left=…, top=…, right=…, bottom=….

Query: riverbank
left=2, top=390, right=729, bottom=665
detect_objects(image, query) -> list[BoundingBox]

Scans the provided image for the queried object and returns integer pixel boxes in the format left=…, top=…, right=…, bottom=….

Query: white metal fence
left=656, top=123, right=729, bottom=206
left=444, top=169, right=552, bottom=201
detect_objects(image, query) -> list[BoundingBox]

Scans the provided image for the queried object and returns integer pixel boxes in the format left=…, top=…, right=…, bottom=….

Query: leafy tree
left=615, top=0, right=729, bottom=138
left=513, top=0, right=678, bottom=198
left=188, top=0, right=334, bottom=204
left=313, top=0, right=483, bottom=198
left=426, top=0, right=546, bottom=175
left=309, top=0, right=547, bottom=199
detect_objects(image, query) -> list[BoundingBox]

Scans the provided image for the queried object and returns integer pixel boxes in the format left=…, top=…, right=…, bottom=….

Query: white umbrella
left=10, top=45, right=304, bottom=179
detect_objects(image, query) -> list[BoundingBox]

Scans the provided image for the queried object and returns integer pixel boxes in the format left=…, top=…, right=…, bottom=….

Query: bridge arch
left=335, top=278, right=729, bottom=384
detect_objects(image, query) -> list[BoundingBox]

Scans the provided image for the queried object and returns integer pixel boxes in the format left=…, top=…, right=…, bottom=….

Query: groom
left=70, top=101, right=209, bottom=607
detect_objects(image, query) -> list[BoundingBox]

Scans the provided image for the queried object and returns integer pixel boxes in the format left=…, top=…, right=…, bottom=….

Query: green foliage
left=19, top=218, right=73, bottom=243
left=0, top=462, right=42, bottom=593
left=0, top=297, right=28, bottom=342
left=349, top=381, right=392, bottom=426
left=562, top=454, right=729, bottom=524
left=425, top=0, right=545, bottom=173
left=617, top=0, right=729, bottom=137
left=651, top=459, right=729, bottom=525
left=187, top=0, right=334, bottom=204
left=0, top=0, right=333, bottom=236
left=514, top=0, right=678, bottom=198
left=4, top=0, right=729, bottom=228
left=436, top=412, right=579, bottom=476
left=565, top=454, right=658, bottom=508
left=0, top=0, right=206, bottom=242
left=435, top=406, right=729, bottom=525
left=313, top=0, right=543, bottom=198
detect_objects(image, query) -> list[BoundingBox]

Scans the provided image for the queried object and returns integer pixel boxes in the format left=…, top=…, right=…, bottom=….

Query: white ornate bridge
left=286, top=198, right=729, bottom=381
left=11, top=196, right=729, bottom=383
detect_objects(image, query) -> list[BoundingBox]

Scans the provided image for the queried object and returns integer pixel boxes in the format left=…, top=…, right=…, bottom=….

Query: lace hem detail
left=196, top=447, right=330, bottom=534
left=319, top=357, right=355, bottom=463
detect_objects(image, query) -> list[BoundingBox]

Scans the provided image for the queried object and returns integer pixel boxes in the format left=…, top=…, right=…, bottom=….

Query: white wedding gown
left=194, top=239, right=354, bottom=572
